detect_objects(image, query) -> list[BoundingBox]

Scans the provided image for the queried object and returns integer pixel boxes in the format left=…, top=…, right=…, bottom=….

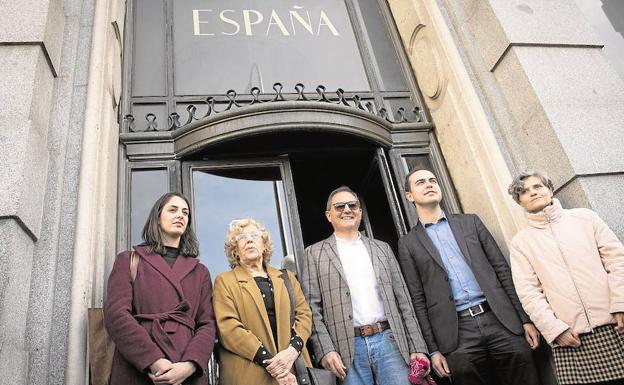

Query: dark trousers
left=441, top=310, right=540, bottom=385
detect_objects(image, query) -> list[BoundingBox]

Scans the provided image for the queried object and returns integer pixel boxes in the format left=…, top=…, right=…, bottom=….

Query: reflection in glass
left=403, top=155, right=432, bottom=173
left=355, top=0, right=408, bottom=91
left=132, top=0, right=167, bottom=96
left=191, top=166, right=294, bottom=280
left=131, top=169, right=169, bottom=245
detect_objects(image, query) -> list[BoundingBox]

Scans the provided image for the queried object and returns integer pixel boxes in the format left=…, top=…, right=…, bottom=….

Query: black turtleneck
left=162, top=246, right=179, bottom=267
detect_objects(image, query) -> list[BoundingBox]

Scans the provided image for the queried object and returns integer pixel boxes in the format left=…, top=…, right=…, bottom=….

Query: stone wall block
left=492, top=46, right=575, bottom=187
left=0, top=45, right=55, bottom=240
left=0, top=46, right=55, bottom=134
left=0, top=219, right=35, bottom=384
left=0, top=46, right=39, bottom=119
left=513, top=46, right=624, bottom=174
left=493, top=42, right=624, bottom=184
left=32, top=45, right=58, bottom=133
left=0, top=121, right=50, bottom=239
left=489, top=0, right=601, bottom=46
left=463, top=0, right=510, bottom=71
left=462, top=0, right=602, bottom=70
left=556, top=174, right=624, bottom=239
left=384, top=0, right=531, bottom=246
left=0, top=0, right=65, bottom=74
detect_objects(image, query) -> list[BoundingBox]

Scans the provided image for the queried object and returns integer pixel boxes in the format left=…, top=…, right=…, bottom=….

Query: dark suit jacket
left=397, top=213, right=530, bottom=354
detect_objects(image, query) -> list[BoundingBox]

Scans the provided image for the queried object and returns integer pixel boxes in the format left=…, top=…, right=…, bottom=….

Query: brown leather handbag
left=88, top=251, right=138, bottom=385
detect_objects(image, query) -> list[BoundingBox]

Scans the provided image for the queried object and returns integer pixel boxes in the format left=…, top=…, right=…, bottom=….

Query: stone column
left=65, top=0, right=124, bottom=382
left=388, top=0, right=624, bottom=243
left=443, top=0, right=624, bottom=237
left=0, top=0, right=63, bottom=383
left=387, top=0, right=529, bottom=247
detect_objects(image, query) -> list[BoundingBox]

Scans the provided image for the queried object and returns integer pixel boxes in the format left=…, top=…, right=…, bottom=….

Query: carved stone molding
left=408, top=25, right=446, bottom=102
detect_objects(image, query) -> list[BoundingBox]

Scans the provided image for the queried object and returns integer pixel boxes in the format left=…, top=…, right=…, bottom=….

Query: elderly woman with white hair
left=507, top=171, right=624, bottom=385
left=213, top=218, right=313, bottom=385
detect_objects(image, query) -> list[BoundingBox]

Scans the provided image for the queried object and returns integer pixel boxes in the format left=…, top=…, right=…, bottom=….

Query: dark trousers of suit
left=442, top=311, right=539, bottom=385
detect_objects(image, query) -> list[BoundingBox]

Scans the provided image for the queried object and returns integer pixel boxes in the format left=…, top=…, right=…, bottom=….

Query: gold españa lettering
left=220, top=10, right=240, bottom=35
left=289, top=7, right=313, bottom=35
left=192, top=9, right=214, bottom=36
left=191, top=6, right=341, bottom=37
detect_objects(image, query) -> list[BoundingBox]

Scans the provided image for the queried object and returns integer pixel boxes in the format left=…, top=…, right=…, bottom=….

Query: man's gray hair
left=326, top=186, right=359, bottom=211
left=507, top=171, right=554, bottom=204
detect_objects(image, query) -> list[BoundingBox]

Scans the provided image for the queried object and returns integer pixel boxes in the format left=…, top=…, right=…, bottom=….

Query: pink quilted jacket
left=509, top=199, right=624, bottom=344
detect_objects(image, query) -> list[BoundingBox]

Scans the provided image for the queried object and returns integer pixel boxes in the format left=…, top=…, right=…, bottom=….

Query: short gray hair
left=326, top=186, right=359, bottom=211
left=507, top=171, right=554, bottom=204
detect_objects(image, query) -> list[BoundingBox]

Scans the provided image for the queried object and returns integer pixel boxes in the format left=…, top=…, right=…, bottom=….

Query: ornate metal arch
left=120, top=86, right=433, bottom=160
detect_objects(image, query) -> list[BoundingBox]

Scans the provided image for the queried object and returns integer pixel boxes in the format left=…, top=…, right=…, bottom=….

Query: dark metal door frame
left=180, top=157, right=306, bottom=272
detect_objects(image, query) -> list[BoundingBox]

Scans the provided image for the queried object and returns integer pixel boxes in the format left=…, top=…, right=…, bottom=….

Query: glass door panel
left=358, top=148, right=406, bottom=253
left=387, top=147, right=461, bottom=229
left=183, top=159, right=300, bottom=280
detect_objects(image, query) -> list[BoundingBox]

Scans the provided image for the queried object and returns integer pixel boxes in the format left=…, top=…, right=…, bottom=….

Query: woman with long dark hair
left=104, top=192, right=216, bottom=385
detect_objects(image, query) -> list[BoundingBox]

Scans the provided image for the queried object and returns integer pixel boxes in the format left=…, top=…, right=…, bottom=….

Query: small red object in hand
left=408, top=357, right=437, bottom=385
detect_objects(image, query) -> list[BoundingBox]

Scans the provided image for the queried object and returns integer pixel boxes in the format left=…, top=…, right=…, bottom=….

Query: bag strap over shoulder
left=88, top=250, right=139, bottom=385
left=280, top=269, right=296, bottom=325
left=280, top=269, right=314, bottom=384
left=130, top=250, right=139, bottom=282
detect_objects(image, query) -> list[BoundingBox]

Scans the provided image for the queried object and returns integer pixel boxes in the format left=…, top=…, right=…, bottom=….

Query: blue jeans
left=342, top=329, right=410, bottom=385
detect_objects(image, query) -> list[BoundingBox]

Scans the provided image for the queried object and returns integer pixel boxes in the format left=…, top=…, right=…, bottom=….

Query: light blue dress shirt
left=422, top=212, right=486, bottom=311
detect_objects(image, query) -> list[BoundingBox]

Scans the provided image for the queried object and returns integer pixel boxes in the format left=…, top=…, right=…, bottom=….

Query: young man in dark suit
left=396, top=168, right=540, bottom=385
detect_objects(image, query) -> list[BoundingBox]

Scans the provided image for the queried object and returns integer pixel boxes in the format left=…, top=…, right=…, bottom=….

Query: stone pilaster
left=0, top=0, right=62, bottom=383
left=388, top=0, right=624, bottom=245
left=386, top=0, right=528, bottom=248
left=445, top=0, right=624, bottom=239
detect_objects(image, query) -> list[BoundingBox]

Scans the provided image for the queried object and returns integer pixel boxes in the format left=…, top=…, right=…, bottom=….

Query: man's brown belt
left=354, top=320, right=390, bottom=337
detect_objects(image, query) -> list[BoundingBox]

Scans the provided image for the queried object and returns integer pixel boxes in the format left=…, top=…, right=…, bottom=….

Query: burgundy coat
left=104, top=244, right=216, bottom=385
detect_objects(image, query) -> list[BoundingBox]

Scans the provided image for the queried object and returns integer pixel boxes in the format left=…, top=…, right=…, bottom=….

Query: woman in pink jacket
left=508, top=171, right=624, bottom=385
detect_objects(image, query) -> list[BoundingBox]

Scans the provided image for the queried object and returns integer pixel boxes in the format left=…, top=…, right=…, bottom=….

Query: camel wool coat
left=104, top=244, right=216, bottom=385
left=213, top=265, right=312, bottom=385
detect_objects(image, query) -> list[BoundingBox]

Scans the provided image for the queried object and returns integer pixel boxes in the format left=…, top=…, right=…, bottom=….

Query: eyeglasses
left=235, top=230, right=262, bottom=242
left=332, top=201, right=360, bottom=212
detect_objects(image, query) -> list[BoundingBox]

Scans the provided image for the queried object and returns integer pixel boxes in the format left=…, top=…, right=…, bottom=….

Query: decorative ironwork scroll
left=124, top=83, right=426, bottom=132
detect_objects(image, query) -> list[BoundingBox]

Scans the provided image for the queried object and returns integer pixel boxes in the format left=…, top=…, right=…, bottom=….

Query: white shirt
left=335, top=234, right=387, bottom=326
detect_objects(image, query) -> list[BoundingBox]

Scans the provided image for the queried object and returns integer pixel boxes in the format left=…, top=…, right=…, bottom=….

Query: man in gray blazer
left=300, top=186, right=428, bottom=385
left=397, top=168, right=540, bottom=385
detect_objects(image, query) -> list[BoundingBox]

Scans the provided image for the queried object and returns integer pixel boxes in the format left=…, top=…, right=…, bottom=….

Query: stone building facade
left=0, top=0, right=622, bottom=384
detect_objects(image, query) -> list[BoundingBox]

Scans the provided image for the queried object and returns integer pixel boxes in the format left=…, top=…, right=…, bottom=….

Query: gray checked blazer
left=299, top=234, right=428, bottom=368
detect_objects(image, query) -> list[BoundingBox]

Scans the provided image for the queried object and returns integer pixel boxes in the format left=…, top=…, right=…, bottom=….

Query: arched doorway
left=179, top=131, right=407, bottom=279
left=119, top=105, right=460, bottom=278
